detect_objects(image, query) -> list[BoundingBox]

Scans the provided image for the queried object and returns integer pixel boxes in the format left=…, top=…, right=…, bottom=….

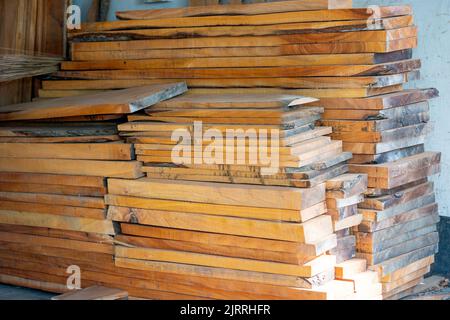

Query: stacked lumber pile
left=326, top=174, right=383, bottom=300
left=0, top=84, right=189, bottom=296
left=109, top=92, right=378, bottom=300
left=39, top=2, right=418, bottom=100
left=119, top=93, right=352, bottom=187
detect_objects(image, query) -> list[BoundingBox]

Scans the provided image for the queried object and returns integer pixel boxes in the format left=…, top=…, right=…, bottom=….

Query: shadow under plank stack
left=0, top=83, right=188, bottom=297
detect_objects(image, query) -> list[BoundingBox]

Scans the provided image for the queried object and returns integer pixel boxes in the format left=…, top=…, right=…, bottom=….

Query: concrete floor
left=0, top=284, right=53, bottom=300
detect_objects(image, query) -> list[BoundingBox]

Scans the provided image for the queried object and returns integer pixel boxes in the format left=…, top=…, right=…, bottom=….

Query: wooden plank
left=0, top=200, right=105, bottom=220
left=54, top=59, right=421, bottom=79
left=0, top=143, right=134, bottom=160
left=0, top=231, right=112, bottom=254
left=0, top=182, right=106, bottom=197
left=335, top=258, right=367, bottom=279
left=0, top=172, right=105, bottom=188
left=0, top=83, right=188, bottom=121
left=71, top=38, right=417, bottom=61
left=0, top=158, right=143, bottom=179
left=309, top=88, right=439, bottom=110
left=75, top=6, right=412, bottom=31
left=360, top=181, right=434, bottom=211
left=357, top=232, right=439, bottom=265
left=53, top=286, right=128, bottom=300
left=0, top=210, right=115, bottom=235
left=41, top=73, right=414, bottom=90
left=62, top=51, right=414, bottom=70
left=0, top=192, right=105, bottom=209
left=120, top=224, right=337, bottom=256
left=117, top=1, right=356, bottom=20
left=116, top=234, right=318, bottom=265
left=369, top=244, right=438, bottom=277
left=108, top=178, right=325, bottom=210
left=381, top=256, right=434, bottom=283
left=356, top=225, right=437, bottom=254
left=106, top=195, right=326, bottom=223
left=115, top=246, right=336, bottom=277
left=108, top=206, right=333, bottom=243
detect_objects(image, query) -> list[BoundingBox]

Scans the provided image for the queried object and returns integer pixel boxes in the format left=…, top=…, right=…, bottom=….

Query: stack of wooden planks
left=0, top=84, right=192, bottom=297
left=118, top=93, right=352, bottom=188
left=38, top=2, right=418, bottom=100
left=107, top=92, right=377, bottom=299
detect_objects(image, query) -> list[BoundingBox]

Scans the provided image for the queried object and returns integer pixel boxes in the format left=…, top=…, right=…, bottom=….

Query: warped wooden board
left=335, top=258, right=367, bottom=279
left=0, top=172, right=105, bottom=188
left=359, top=192, right=436, bottom=224
left=42, top=73, right=414, bottom=90
left=0, top=200, right=105, bottom=220
left=0, top=210, right=115, bottom=235
left=62, top=50, right=414, bottom=70
left=116, top=234, right=319, bottom=265
left=357, top=232, right=439, bottom=265
left=350, top=145, right=425, bottom=165
left=0, top=231, right=112, bottom=254
left=369, top=244, right=438, bottom=277
left=356, top=225, right=437, bottom=254
left=309, top=88, right=439, bottom=110
left=323, top=100, right=430, bottom=121
left=74, top=6, right=411, bottom=31
left=0, top=83, right=187, bottom=121
left=381, top=256, right=434, bottom=283
left=115, top=246, right=336, bottom=277
left=0, top=192, right=105, bottom=209
left=0, top=158, right=143, bottom=179
left=106, top=195, right=326, bottom=222
left=120, top=224, right=337, bottom=256
left=0, top=143, right=134, bottom=160
left=331, top=123, right=430, bottom=144
left=0, top=182, right=105, bottom=197
left=54, top=59, right=421, bottom=79
left=350, top=152, right=441, bottom=178
left=71, top=38, right=418, bottom=60
left=108, top=206, right=333, bottom=243
left=116, top=1, right=357, bottom=20
left=364, top=177, right=429, bottom=197
left=70, top=16, right=414, bottom=41
left=107, top=178, right=325, bottom=210
left=360, top=181, right=434, bottom=211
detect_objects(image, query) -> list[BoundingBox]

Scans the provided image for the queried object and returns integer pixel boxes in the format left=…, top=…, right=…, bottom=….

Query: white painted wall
left=73, top=0, right=450, bottom=217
